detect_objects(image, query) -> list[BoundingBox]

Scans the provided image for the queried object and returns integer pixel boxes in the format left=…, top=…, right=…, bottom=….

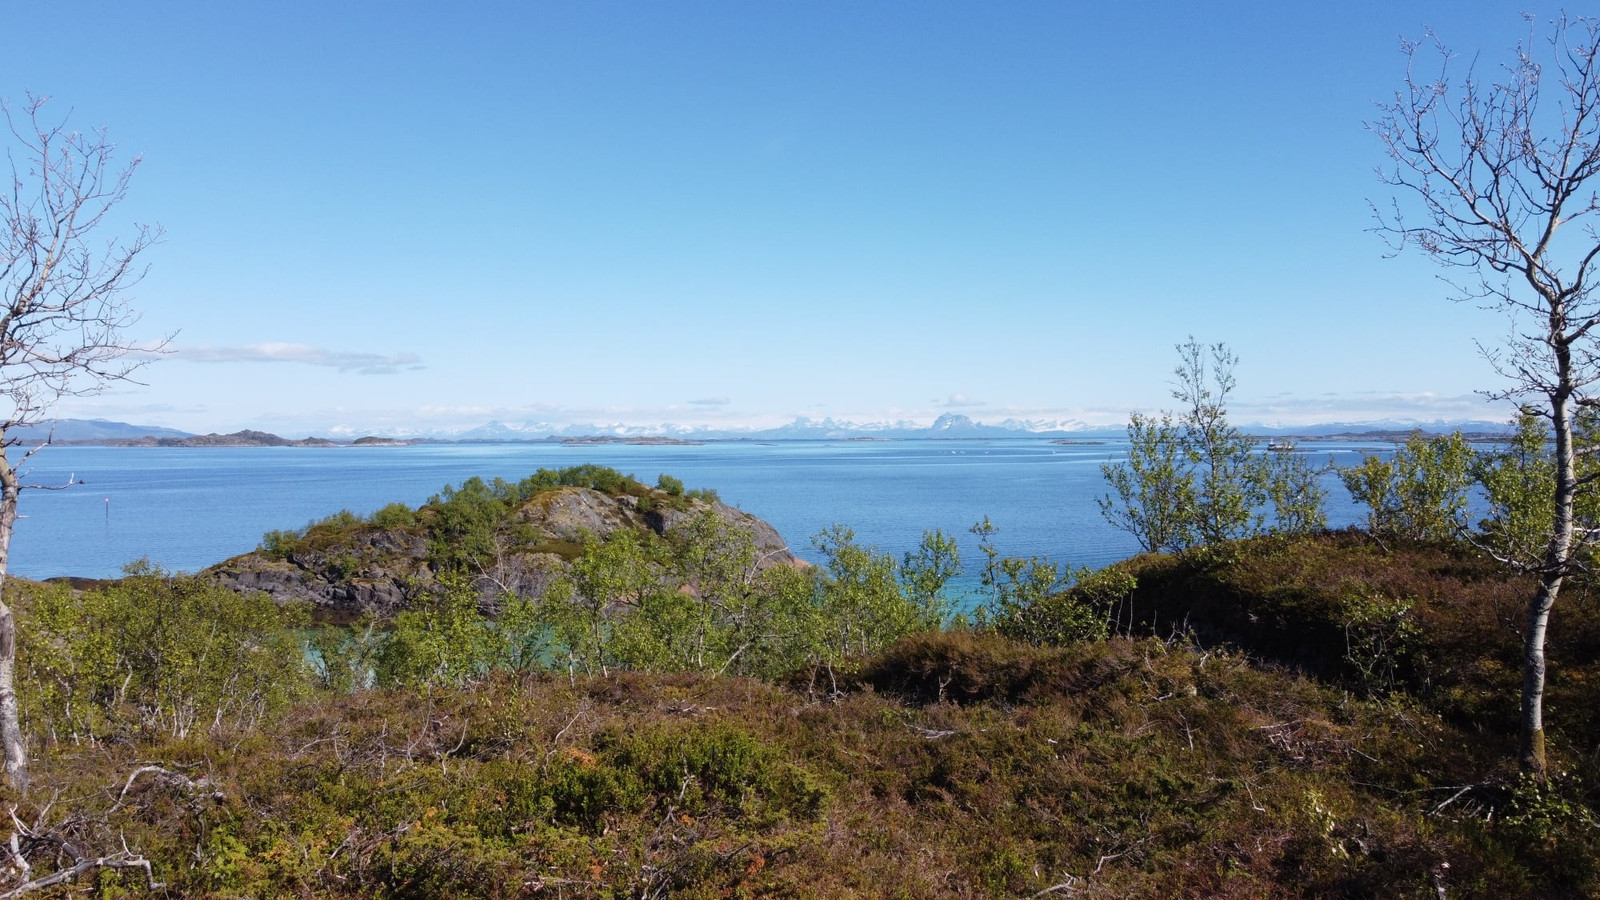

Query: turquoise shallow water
left=7, top=439, right=1387, bottom=583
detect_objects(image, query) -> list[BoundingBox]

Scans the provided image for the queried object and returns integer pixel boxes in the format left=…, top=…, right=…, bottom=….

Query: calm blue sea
left=7, top=439, right=1389, bottom=584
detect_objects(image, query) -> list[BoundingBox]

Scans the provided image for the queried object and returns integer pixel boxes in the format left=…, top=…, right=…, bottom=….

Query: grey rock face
left=515, top=489, right=640, bottom=542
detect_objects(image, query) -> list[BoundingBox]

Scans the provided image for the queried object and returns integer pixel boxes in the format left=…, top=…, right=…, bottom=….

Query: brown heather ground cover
left=2, top=531, right=1598, bottom=898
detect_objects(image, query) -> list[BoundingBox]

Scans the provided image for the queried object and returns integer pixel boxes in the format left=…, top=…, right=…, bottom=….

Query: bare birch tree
left=1371, top=15, right=1600, bottom=776
left=0, top=96, right=165, bottom=791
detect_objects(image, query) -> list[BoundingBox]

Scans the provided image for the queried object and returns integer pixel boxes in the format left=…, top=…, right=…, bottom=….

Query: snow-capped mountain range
left=447, top=414, right=1107, bottom=441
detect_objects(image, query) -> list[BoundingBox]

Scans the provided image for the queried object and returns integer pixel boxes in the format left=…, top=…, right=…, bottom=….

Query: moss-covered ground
left=7, top=531, right=1599, bottom=898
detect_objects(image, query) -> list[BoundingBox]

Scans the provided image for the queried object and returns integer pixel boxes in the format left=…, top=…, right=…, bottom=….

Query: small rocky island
left=204, top=467, right=797, bottom=620
left=109, top=429, right=342, bottom=447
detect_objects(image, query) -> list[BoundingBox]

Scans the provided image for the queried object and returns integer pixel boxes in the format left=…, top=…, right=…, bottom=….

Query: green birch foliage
left=546, top=521, right=964, bottom=679
left=423, top=476, right=507, bottom=571
left=539, top=529, right=664, bottom=677
left=732, top=563, right=817, bottom=677
left=1267, top=450, right=1330, bottom=536
left=1100, top=339, right=1320, bottom=552
left=309, top=617, right=384, bottom=693
left=807, top=525, right=945, bottom=666
left=21, top=567, right=310, bottom=741
left=1174, top=339, right=1270, bottom=545
left=657, top=511, right=760, bottom=672
left=374, top=571, right=501, bottom=689
left=652, top=511, right=816, bottom=678
left=1099, top=411, right=1194, bottom=553
left=898, top=528, right=962, bottom=624
left=972, top=517, right=1113, bottom=645
left=1476, top=411, right=1554, bottom=564
left=1340, top=431, right=1476, bottom=543
left=595, top=511, right=820, bottom=679
left=1476, top=410, right=1600, bottom=569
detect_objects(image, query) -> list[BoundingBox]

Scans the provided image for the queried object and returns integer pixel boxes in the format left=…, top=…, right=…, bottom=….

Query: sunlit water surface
left=9, top=440, right=1390, bottom=590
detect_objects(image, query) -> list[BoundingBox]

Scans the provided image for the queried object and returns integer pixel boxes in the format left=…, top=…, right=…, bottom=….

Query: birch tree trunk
left=0, top=451, right=27, bottom=792
left=1371, top=16, right=1600, bottom=777
left=1521, top=375, right=1576, bottom=775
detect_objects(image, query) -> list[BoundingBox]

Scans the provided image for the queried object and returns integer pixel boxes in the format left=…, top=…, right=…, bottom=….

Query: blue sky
left=0, top=1, right=1552, bottom=436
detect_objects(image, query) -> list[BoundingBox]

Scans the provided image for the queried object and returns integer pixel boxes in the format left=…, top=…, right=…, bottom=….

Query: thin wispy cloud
left=936, top=392, right=985, bottom=408
left=175, top=343, right=424, bottom=375
left=1230, top=391, right=1509, bottom=425
left=51, top=400, right=210, bottom=420
left=688, top=397, right=732, bottom=407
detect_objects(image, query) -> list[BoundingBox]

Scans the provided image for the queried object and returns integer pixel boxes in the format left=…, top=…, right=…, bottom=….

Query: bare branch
left=0, top=94, right=171, bottom=438
left=1375, top=15, right=1600, bottom=777
left=0, top=851, right=164, bottom=897
left=0, top=94, right=169, bottom=791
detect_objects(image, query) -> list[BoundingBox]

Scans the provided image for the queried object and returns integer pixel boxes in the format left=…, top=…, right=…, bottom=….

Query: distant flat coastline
left=45, top=430, right=711, bottom=448
left=12, top=417, right=1519, bottom=448
left=1260, top=429, right=1514, bottom=444
left=558, top=436, right=705, bottom=446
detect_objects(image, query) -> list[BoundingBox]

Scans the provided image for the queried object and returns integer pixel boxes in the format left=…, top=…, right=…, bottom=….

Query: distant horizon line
left=17, top=413, right=1522, bottom=445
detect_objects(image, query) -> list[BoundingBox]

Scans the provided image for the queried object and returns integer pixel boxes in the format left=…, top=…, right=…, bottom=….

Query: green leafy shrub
left=1502, top=771, right=1600, bottom=850
left=1340, top=430, right=1476, bottom=543
left=369, top=501, right=418, bottom=529
left=308, top=508, right=364, bottom=535
left=995, top=566, right=1134, bottom=647
left=1476, top=409, right=1600, bottom=574
left=527, top=519, right=964, bottom=682
left=260, top=509, right=370, bottom=559
left=539, top=530, right=662, bottom=676
left=1340, top=590, right=1423, bottom=697
left=373, top=571, right=546, bottom=689
left=973, top=517, right=1123, bottom=646
left=898, top=528, right=961, bottom=623
left=1099, top=340, right=1323, bottom=553
left=808, top=525, right=945, bottom=665
left=396, top=466, right=665, bottom=572
left=423, top=477, right=504, bottom=570
left=258, top=527, right=303, bottom=561
left=606, top=721, right=827, bottom=819
left=516, top=464, right=649, bottom=498
left=308, top=618, right=384, bottom=693
left=20, top=570, right=311, bottom=741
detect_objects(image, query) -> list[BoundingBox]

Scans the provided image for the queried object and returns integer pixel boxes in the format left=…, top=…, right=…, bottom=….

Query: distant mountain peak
left=7, top=418, right=192, bottom=443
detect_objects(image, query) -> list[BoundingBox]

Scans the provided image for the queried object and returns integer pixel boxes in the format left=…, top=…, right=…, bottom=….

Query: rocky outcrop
left=646, top=500, right=794, bottom=567
left=204, top=487, right=799, bottom=620
left=515, top=489, right=641, bottom=542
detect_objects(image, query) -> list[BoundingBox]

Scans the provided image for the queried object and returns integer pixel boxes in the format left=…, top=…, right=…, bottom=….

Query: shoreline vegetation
left=0, top=449, right=1595, bottom=896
